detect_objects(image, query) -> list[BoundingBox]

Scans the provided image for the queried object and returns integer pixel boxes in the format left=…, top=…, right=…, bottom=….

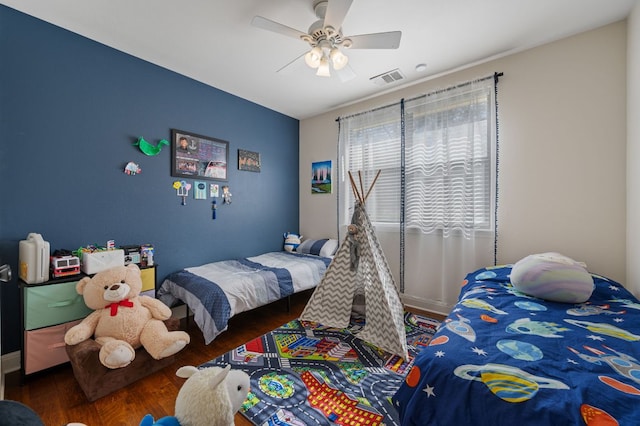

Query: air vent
left=370, top=68, right=405, bottom=86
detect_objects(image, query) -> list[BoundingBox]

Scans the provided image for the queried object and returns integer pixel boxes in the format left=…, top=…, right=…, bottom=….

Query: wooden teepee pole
left=348, top=170, right=382, bottom=204
left=348, top=171, right=363, bottom=203
left=362, top=170, right=382, bottom=204
left=358, top=171, right=366, bottom=204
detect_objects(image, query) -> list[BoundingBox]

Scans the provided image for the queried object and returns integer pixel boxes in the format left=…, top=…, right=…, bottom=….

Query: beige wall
left=627, top=2, right=640, bottom=298
left=300, top=21, right=628, bottom=291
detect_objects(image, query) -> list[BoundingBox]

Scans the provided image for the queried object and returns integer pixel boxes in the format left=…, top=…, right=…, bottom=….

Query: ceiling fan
left=251, top=0, right=401, bottom=81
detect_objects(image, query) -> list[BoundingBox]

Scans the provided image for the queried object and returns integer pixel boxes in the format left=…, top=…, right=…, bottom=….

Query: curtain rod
left=336, top=72, right=503, bottom=122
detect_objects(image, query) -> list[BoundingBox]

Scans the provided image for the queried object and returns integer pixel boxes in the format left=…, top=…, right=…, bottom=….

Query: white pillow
left=295, top=239, right=339, bottom=257
left=511, top=252, right=594, bottom=303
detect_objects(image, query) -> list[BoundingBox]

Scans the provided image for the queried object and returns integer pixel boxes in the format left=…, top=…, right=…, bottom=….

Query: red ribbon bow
left=106, top=299, right=134, bottom=316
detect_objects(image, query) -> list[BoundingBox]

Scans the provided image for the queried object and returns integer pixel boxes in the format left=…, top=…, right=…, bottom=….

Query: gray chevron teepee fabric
left=300, top=201, right=408, bottom=360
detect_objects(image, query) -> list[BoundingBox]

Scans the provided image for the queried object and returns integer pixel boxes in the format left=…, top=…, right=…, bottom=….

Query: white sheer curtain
left=338, top=76, right=498, bottom=315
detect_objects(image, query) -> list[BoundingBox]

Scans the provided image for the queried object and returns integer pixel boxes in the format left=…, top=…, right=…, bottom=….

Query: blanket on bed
left=393, top=265, right=640, bottom=425
left=158, top=251, right=331, bottom=344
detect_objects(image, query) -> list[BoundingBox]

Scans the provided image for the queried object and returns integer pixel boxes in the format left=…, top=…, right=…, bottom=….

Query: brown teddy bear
left=64, top=264, right=190, bottom=369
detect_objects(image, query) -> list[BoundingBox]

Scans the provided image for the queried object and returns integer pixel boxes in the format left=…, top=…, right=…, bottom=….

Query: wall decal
left=173, top=180, right=191, bottom=205
left=124, top=162, right=141, bottom=175
left=134, top=137, right=169, bottom=156
left=222, top=185, right=232, bottom=204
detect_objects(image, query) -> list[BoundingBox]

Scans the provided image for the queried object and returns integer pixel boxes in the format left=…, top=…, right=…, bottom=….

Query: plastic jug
left=19, top=233, right=50, bottom=284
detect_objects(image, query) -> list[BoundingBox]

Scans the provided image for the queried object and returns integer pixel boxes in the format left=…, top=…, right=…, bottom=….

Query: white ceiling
left=1, top=0, right=637, bottom=119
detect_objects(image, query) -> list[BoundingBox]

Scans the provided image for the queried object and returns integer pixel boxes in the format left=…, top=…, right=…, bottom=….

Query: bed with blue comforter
left=393, top=265, right=640, bottom=425
left=158, top=251, right=331, bottom=344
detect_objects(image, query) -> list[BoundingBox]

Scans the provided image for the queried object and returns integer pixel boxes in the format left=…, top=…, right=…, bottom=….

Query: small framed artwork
left=238, top=149, right=261, bottom=172
left=210, top=184, right=220, bottom=198
left=311, top=160, right=332, bottom=194
left=193, top=181, right=207, bottom=200
left=171, top=129, right=229, bottom=181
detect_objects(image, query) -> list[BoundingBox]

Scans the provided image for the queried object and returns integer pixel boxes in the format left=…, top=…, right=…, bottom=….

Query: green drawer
left=24, top=281, right=92, bottom=330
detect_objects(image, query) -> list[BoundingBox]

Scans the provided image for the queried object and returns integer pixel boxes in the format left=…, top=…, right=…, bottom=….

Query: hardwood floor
left=4, top=290, right=444, bottom=426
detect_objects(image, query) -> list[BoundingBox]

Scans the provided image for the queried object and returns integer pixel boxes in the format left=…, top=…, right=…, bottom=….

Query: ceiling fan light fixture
left=330, top=47, right=348, bottom=70
left=251, top=0, right=402, bottom=80
left=316, top=56, right=331, bottom=77
left=324, top=25, right=336, bottom=37
left=304, top=46, right=323, bottom=68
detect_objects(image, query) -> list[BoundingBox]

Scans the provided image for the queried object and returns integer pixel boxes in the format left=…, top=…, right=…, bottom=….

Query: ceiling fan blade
left=347, top=31, right=402, bottom=49
left=251, top=16, right=308, bottom=40
left=323, top=0, right=354, bottom=31
left=335, top=63, right=357, bottom=82
left=276, top=52, right=307, bottom=74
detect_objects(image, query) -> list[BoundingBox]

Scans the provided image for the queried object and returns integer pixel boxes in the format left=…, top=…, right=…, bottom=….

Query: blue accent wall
left=0, top=6, right=300, bottom=354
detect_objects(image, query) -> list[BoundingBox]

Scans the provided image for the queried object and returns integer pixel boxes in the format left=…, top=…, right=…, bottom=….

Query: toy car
left=50, top=255, right=81, bottom=278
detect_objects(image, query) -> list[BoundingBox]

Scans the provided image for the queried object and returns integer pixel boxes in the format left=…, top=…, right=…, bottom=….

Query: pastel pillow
left=510, top=252, right=594, bottom=303
left=295, top=239, right=339, bottom=257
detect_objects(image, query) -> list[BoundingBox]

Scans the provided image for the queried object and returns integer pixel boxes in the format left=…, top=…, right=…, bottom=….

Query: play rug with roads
left=202, top=312, right=440, bottom=426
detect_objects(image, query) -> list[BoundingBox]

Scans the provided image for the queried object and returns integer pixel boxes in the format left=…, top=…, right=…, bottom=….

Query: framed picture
left=238, top=149, right=261, bottom=172
left=210, top=183, right=219, bottom=198
left=311, top=160, right=332, bottom=194
left=171, top=129, right=229, bottom=181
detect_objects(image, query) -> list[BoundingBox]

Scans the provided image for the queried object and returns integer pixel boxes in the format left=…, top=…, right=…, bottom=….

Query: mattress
left=158, top=251, right=331, bottom=344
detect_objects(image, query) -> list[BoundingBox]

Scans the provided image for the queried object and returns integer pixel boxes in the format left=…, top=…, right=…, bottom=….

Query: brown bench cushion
left=65, top=317, right=180, bottom=401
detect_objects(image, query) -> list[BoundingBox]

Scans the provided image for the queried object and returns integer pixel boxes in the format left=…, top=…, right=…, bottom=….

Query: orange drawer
left=24, top=319, right=81, bottom=374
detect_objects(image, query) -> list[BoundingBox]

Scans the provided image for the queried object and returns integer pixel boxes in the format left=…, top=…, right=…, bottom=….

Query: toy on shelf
left=50, top=252, right=81, bottom=279
left=283, top=232, right=302, bottom=252
left=140, top=244, right=154, bottom=267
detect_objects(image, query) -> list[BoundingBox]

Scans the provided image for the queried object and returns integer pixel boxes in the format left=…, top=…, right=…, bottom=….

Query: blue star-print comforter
left=393, top=266, right=640, bottom=425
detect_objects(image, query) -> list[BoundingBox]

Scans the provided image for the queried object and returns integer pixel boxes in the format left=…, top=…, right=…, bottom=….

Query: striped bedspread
left=158, top=251, right=331, bottom=344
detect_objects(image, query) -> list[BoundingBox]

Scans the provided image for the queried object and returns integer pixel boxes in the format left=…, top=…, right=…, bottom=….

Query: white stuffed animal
left=283, top=232, right=302, bottom=252
left=174, top=364, right=250, bottom=426
left=139, top=364, right=249, bottom=426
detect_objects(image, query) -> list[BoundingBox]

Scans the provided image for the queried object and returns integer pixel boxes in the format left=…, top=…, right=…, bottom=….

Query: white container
left=81, top=249, right=125, bottom=275
left=19, top=233, right=50, bottom=284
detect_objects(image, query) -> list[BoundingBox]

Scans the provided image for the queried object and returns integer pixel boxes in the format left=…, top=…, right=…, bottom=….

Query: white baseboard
left=1, top=351, right=21, bottom=400
left=2, top=351, right=21, bottom=375
left=401, top=294, right=452, bottom=317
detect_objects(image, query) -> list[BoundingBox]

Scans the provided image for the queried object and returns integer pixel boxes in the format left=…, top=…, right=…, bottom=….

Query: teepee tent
left=300, top=171, right=408, bottom=360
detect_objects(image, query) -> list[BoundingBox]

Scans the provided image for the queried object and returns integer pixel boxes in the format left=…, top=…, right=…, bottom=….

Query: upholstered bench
left=65, top=317, right=180, bottom=401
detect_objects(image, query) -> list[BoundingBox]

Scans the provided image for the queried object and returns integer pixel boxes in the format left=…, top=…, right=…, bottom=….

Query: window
left=339, top=77, right=496, bottom=238
left=341, top=104, right=402, bottom=224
